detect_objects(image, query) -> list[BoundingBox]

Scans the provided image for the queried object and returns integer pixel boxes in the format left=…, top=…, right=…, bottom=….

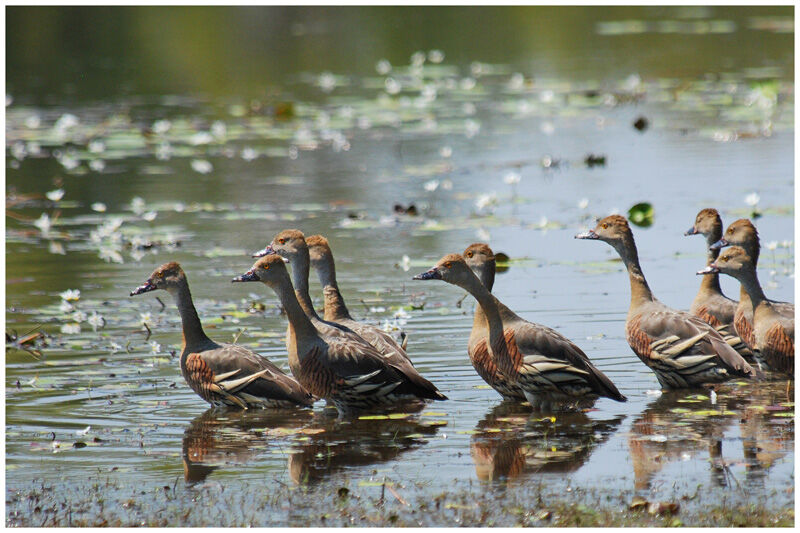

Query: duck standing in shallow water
left=130, top=262, right=313, bottom=409
left=413, top=253, right=626, bottom=410
left=575, top=215, right=755, bottom=388
left=710, top=218, right=794, bottom=354
left=233, top=255, right=446, bottom=416
left=684, top=208, right=752, bottom=360
left=699, top=246, right=794, bottom=377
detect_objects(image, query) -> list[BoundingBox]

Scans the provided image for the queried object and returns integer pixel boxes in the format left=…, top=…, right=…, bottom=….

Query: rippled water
left=6, top=6, right=794, bottom=526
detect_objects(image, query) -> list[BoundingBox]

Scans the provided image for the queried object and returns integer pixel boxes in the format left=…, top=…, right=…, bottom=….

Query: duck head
left=232, top=254, right=289, bottom=287
left=130, top=261, right=186, bottom=296
left=697, top=245, right=754, bottom=281
left=685, top=208, right=721, bottom=237
left=413, top=253, right=475, bottom=286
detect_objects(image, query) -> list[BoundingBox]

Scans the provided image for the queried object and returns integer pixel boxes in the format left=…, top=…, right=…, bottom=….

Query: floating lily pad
left=628, top=202, right=654, bottom=227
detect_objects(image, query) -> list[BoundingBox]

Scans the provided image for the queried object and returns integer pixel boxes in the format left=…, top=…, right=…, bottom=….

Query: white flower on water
left=578, top=198, right=589, bottom=210
left=89, top=159, right=106, bottom=172
left=142, top=211, right=157, bottom=222
left=781, top=240, right=792, bottom=248
left=139, top=312, right=152, bottom=326
left=53, top=113, right=79, bottom=134
left=410, top=51, right=426, bottom=66
left=441, top=179, right=453, bottom=190
left=76, top=426, right=91, bottom=436
left=87, top=312, right=105, bottom=331
left=150, top=341, right=162, bottom=354
left=152, top=119, right=171, bottom=134
left=508, top=72, right=525, bottom=91
left=60, top=289, right=81, bottom=302
left=428, top=49, right=445, bottom=63
left=60, top=323, right=81, bottom=335
left=765, top=241, right=778, bottom=251
left=59, top=300, right=75, bottom=313
left=538, top=215, right=549, bottom=228
left=191, top=159, right=213, bottom=174
left=34, top=213, right=52, bottom=235
left=376, top=59, right=391, bottom=75
left=475, top=192, right=497, bottom=213
left=155, top=142, right=173, bottom=160
left=241, top=147, right=258, bottom=161
left=109, top=341, right=123, bottom=354
left=88, top=140, right=105, bottom=153
left=130, top=197, right=146, bottom=215
left=424, top=179, right=440, bottom=192
left=394, top=308, right=410, bottom=326
left=745, top=192, right=760, bottom=207
left=46, top=189, right=65, bottom=202
left=72, top=310, right=88, bottom=323
left=211, top=121, right=226, bottom=138
left=476, top=227, right=490, bottom=241
left=465, top=119, right=481, bottom=138
left=460, top=77, right=477, bottom=91
left=318, top=72, right=336, bottom=93
left=503, top=171, right=521, bottom=185
left=400, top=255, right=411, bottom=272
left=189, top=132, right=213, bottom=146
left=369, top=306, right=386, bottom=314
left=385, top=77, right=401, bottom=95
left=48, top=241, right=66, bottom=255
left=99, top=247, right=124, bottom=264
left=439, top=146, right=452, bottom=158
left=25, top=114, right=41, bottom=129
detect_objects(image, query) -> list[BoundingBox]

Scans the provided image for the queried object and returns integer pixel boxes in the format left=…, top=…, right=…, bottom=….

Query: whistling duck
left=413, top=253, right=626, bottom=410
left=305, top=233, right=412, bottom=358
left=710, top=218, right=794, bottom=352
left=130, top=262, right=313, bottom=409
left=575, top=214, right=755, bottom=388
left=684, top=208, right=752, bottom=359
left=233, top=255, right=446, bottom=415
left=462, top=243, right=525, bottom=401
left=700, top=246, right=794, bottom=376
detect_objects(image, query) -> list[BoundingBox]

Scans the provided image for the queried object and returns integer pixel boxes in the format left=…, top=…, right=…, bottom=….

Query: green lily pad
left=628, top=202, right=654, bottom=227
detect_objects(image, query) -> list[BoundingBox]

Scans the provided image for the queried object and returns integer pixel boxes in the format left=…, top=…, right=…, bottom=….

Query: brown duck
left=462, top=243, right=526, bottom=401
left=130, top=262, right=313, bottom=409
left=575, top=215, right=755, bottom=388
left=700, top=246, right=794, bottom=376
left=684, top=208, right=752, bottom=359
left=233, top=255, right=447, bottom=415
left=710, top=218, right=794, bottom=352
left=414, top=253, right=626, bottom=410
left=254, top=230, right=413, bottom=370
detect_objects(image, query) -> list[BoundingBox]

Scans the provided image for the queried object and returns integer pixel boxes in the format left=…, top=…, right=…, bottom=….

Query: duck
left=232, top=254, right=447, bottom=415
left=575, top=215, right=755, bottom=388
left=699, top=246, right=794, bottom=376
left=462, top=243, right=525, bottom=401
left=413, top=253, right=626, bottom=410
left=709, top=218, right=794, bottom=352
left=254, top=230, right=413, bottom=370
left=130, top=262, right=313, bottom=409
left=684, top=208, right=752, bottom=359
left=305, top=233, right=411, bottom=357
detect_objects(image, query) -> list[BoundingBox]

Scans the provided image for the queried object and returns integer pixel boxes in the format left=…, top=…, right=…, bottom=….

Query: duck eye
left=444, top=261, right=452, bottom=268
left=602, top=223, right=608, bottom=229
left=264, top=265, right=270, bottom=270
left=278, top=238, right=286, bottom=244
left=466, top=251, right=473, bottom=258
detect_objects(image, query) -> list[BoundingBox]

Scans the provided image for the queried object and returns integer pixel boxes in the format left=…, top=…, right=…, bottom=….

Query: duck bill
left=251, top=245, right=275, bottom=258
left=574, top=229, right=599, bottom=240
left=130, top=280, right=156, bottom=296
left=684, top=226, right=698, bottom=236
left=232, top=270, right=260, bottom=282
left=709, top=238, right=729, bottom=250
left=413, top=267, right=442, bottom=280
left=697, top=265, right=720, bottom=275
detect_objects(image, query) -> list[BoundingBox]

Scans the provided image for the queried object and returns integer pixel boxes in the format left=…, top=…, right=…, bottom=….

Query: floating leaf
left=628, top=202, right=654, bottom=227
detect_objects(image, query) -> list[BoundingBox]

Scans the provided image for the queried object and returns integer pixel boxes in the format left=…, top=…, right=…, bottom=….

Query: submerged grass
left=6, top=475, right=793, bottom=527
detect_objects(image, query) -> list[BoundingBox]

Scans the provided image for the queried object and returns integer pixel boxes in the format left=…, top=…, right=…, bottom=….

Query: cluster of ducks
left=130, top=209, right=793, bottom=416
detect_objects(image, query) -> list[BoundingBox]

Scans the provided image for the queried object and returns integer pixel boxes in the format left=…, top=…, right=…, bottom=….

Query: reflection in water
left=287, top=412, right=442, bottom=485
left=628, top=383, right=794, bottom=493
left=470, top=402, right=624, bottom=482
left=182, top=408, right=312, bottom=484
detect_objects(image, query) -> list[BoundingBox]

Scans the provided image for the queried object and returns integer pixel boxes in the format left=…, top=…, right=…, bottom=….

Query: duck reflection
left=628, top=382, right=793, bottom=493
left=182, top=407, right=312, bottom=484
left=470, top=402, right=624, bottom=482
left=287, top=411, right=442, bottom=485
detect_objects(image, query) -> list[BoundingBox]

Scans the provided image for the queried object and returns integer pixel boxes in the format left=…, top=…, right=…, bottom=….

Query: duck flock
left=130, top=209, right=794, bottom=416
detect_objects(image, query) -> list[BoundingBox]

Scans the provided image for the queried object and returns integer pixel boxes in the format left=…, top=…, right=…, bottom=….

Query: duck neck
left=168, top=282, right=213, bottom=352
left=700, top=231, right=723, bottom=293
left=456, top=272, right=514, bottom=376
left=312, top=252, right=352, bottom=321
left=613, top=238, right=655, bottom=307
left=735, top=268, right=767, bottom=310
left=471, top=261, right=495, bottom=327
left=288, top=249, right=320, bottom=320
left=269, top=275, right=319, bottom=346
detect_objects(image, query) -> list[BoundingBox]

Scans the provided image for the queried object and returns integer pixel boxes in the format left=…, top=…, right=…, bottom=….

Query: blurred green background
left=7, top=5, right=794, bottom=103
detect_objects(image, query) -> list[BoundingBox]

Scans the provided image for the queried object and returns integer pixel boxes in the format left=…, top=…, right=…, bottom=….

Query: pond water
left=5, top=6, right=794, bottom=526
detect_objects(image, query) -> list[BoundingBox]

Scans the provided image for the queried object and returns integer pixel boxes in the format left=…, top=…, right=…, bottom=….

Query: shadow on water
left=287, top=410, right=443, bottom=485
left=628, top=381, right=794, bottom=494
left=470, top=402, right=625, bottom=483
left=182, top=407, right=313, bottom=484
